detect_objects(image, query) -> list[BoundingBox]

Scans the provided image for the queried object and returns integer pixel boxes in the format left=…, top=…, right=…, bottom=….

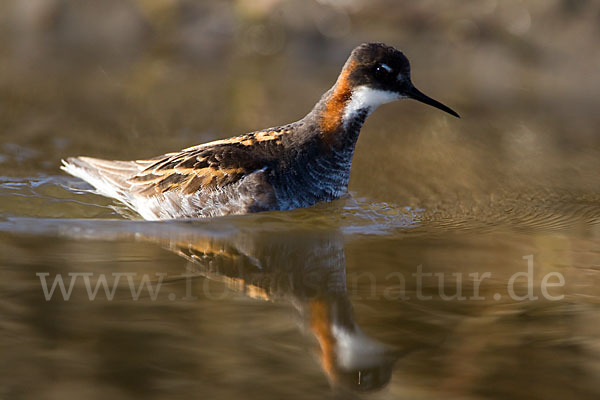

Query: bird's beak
left=405, top=85, right=460, bottom=118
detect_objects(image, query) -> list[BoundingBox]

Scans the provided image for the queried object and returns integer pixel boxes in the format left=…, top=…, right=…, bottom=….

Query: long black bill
left=406, top=86, right=460, bottom=118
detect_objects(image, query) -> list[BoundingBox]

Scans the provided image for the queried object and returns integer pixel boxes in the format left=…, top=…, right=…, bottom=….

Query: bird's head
left=339, top=43, right=459, bottom=118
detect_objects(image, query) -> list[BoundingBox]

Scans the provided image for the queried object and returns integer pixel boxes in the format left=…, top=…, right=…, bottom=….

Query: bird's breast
left=270, top=141, right=355, bottom=211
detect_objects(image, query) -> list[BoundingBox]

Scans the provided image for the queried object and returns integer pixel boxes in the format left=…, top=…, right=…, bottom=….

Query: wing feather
left=126, top=126, right=289, bottom=196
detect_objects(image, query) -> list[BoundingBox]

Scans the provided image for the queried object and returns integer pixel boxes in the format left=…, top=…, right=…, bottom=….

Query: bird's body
left=62, top=43, right=458, bottom=220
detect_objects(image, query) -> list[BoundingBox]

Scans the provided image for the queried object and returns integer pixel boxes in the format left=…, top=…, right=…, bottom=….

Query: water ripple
left=0, top=175, right=599, bottom=239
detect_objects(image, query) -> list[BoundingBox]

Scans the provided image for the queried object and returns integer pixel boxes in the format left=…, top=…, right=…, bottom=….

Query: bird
left=61, top=42, right=459, bottom=220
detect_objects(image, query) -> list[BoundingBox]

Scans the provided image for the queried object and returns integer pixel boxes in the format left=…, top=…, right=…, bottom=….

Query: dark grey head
left=342, top=43, right=459, bottom=118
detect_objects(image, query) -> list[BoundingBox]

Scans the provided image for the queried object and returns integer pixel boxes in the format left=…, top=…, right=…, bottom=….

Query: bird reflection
left=146, top=226, right=399, bottom=392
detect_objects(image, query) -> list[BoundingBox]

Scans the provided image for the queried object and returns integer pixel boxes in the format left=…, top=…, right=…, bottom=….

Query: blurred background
left=1, top=1, right=600, bottom=399
left=1, top=0, right=599, bottom=196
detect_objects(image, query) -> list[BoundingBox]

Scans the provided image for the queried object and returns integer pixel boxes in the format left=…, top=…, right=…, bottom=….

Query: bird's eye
left=374, top=63, right=392, bottom=79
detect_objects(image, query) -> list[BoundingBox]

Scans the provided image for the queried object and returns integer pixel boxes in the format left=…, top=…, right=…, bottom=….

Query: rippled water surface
left=2, top=1, right=600, bottom=399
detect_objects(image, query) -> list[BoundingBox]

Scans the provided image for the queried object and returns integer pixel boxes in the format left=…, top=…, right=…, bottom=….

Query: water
left=2, top=172, right=599, bottom=399
left=2, top=1, right=600, bottom=399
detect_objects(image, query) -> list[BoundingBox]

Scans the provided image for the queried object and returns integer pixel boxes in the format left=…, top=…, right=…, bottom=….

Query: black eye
left=374, top=64, right=392, bottom=80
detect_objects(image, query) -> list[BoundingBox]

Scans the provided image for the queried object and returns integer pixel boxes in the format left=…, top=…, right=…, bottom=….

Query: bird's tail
left=61, top=156, right=143, bottom=210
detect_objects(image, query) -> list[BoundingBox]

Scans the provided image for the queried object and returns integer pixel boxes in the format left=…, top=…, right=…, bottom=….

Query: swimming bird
left=62, top=43, right=459, bottom=220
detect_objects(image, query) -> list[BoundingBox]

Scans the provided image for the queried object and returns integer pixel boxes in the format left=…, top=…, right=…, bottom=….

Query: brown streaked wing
left=127, top=132, right=283, bottom=196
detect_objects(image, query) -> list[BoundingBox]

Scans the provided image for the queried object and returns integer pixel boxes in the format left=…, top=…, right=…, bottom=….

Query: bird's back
left=61, top=122, right=314, bottom=220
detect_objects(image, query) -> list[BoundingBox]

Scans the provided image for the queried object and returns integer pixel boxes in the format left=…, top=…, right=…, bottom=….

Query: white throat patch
left=342, top=86, right=401, bottom=126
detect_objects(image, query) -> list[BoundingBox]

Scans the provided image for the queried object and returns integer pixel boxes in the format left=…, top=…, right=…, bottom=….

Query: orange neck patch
left=319, top=61, right=356, bottom=141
